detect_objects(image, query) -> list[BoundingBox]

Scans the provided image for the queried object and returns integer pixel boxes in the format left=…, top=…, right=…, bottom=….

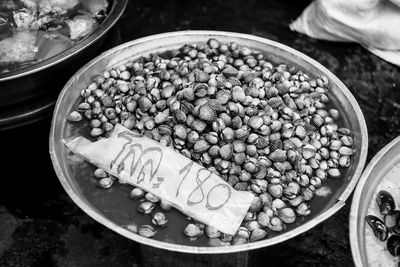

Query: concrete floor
left=1, top=0, right=400, bottom=266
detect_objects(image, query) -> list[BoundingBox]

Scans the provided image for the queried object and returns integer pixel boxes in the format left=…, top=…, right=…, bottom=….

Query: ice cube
left=66, top=15, right=97, bottom=40
left=0, top=31, right=38, bottom=64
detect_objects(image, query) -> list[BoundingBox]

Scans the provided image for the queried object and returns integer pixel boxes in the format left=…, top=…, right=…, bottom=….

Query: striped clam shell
left=172, top=109, right=187, bottom=123
left=157, top=124, right=172, bottom=136
left=194, top=97, right=209, bottom=107
left=191, top=119, right=207, bottom=132
left=180, top=100, right=194, bottom=115
left=208, top=99, right=225, bottom=112
left=255, top=136, right=269, bottom=149
left=265, top=86, right=279, bottom=99
left=269, top=139, right=283, bottom=152
left=198, top=104, right=217, bottom=122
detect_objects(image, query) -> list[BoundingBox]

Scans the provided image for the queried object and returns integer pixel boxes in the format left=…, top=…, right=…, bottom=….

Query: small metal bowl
left=350, top=136, right=400, bottom=267
left=50, top=31, right=368, bottom=254
left=0, top=0, right=127, bottom=108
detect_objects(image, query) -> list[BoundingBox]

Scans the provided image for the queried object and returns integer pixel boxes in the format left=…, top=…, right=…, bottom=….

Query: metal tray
left=50, top=30, right=368, bottom=254
left=350, top=136, right=400, bottom=266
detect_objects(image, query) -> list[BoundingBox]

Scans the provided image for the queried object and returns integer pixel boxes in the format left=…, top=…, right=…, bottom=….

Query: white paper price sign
left=65, top=124, right=254, bottom=235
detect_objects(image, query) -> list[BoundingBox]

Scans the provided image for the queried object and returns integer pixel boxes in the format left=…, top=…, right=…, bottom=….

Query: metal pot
left=50, top=30, right=368, bottom=254
left=350, top=136, right=400, bottom=267
left=0, top=0, right=127, bottom=125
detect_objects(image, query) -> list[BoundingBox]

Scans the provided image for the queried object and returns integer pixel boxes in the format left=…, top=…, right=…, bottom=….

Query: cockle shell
left=296, top=203, right=311, bottom=216
left=93, top=168, right=108, bottom=179
left=250, top=228, right=267, bottom=242
left=129, top=188, right=145, bottom=199
left=268, top=149, right=287, bottom=162
left=257, top=212, right=271, bottom=227
left=205, top=226, right=221, bottom=239
left=234, top=182, right=248, bottom=191
left=172, top=109, right=187, bottom=123
left=191, top=119, right=207, bottom=132
left=220, top=144, right=233, bottom=160
left=137, top=96, right=152, bottom=112
left=267, top=217, right=284, bottom=232
left=267, top=97, right=283, bottom=108
left=174, top=124, right=187, bottom=140
left=97, top=177, right=113, bottom=189
left=193, top=139, right=211, bottom=153
left=152, top=212, right=168, bottom=227
left=221, top=127, right=235, bottom=142
left=232, top=86, right=246, bottom=102
left=184, top=223, right=203, bottom=238
left=208, top=145, right=221, bottom=158
left=204, top=132, right=219, bottom=144
left=269, top=140, right=282, bottom=152
left=268, top=184, right=283, bottom=198
left=233, top=153, right=246, bottom=165
left=235, top=126, right=250, bottom=140
left=230, top=116, right=243, bottom=130
left=222, top=65, right=238, bottom=77
left=278, top=207, right=296, bottom=224
left=145, top=192, right=159, bottom=203
left=137, top=202, right=155, bottom=214
left=138, top=225, right=157, bottom=238
left=247, top=116, right=263, bottom=130
left=199, top=104, right=217, bottom=122
left=233, top=140, right=246, bottom=153
left=255, top=137, right=269, bottom=149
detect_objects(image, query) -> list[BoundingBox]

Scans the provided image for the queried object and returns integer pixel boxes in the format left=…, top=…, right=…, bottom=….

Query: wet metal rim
left=350, top=135, right=400, bottom=266
left=50, top=30, right=368, bottom=254
left=0, top=0, right=128, bottom=82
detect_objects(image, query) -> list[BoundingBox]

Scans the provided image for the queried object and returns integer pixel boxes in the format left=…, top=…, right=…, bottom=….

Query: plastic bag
left=65, top=124, right=254, bottom=235
left=290, top=0, right=400, bottom=66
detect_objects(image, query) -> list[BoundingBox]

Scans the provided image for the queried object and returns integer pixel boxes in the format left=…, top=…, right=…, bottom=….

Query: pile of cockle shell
left=68, top=38, right=355, bottom=245
left=366, top=190, right=400, bottom=257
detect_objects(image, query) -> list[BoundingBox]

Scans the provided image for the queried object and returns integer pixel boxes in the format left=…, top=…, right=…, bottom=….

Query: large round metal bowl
left=50, top=31, right=368, bottom=254
left=350, top=136, right=400, bottom=267
left=0, top=0, right=127, bottom=109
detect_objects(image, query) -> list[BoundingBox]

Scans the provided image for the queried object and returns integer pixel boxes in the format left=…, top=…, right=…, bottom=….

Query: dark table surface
left=1, top=0, right=400, bottom=266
